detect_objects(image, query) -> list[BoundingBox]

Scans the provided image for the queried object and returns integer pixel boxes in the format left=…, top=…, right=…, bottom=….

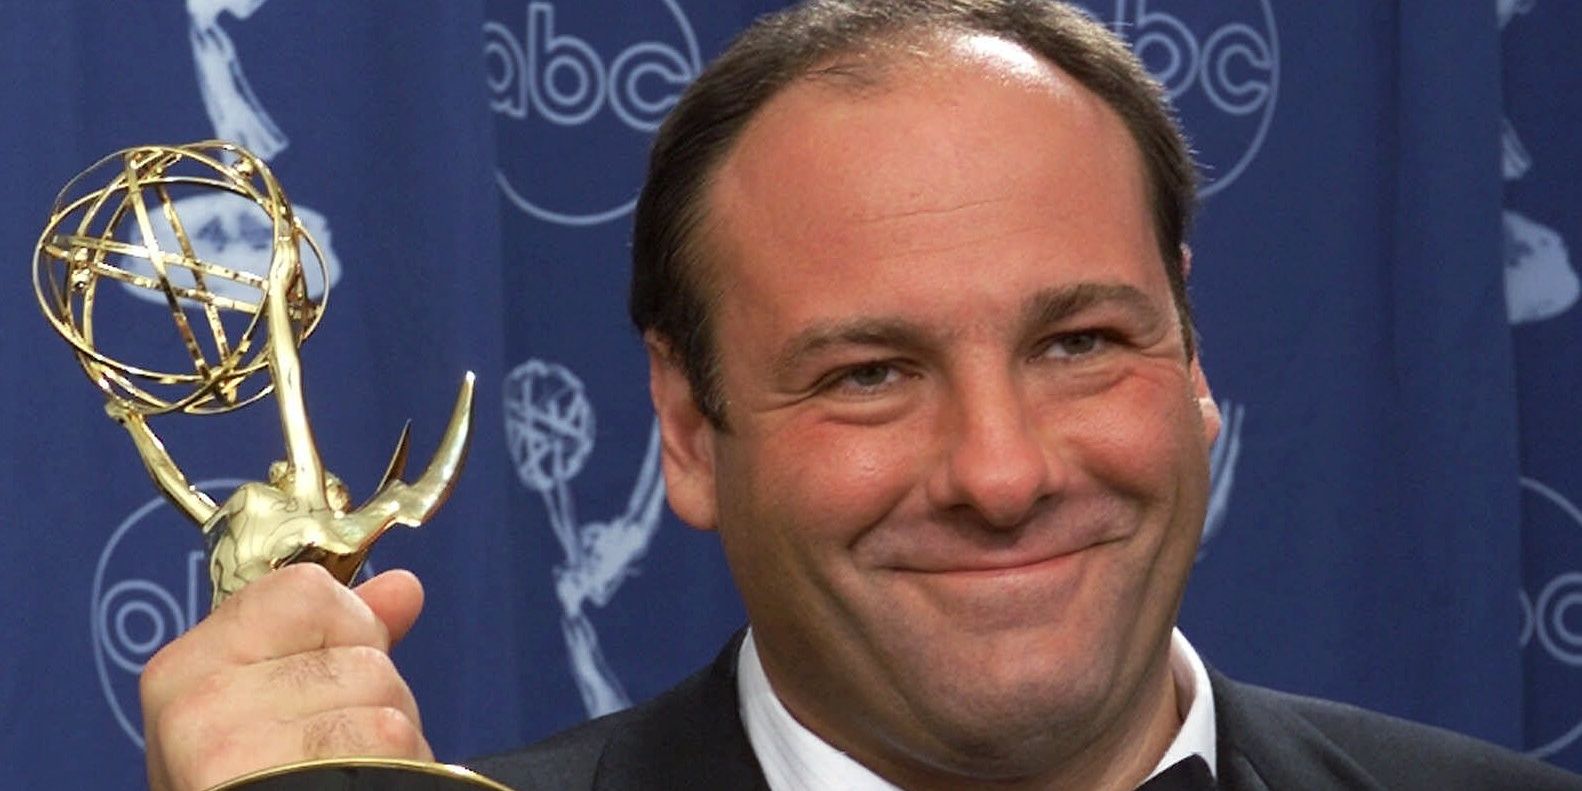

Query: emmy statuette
left=34, top=142, right=511, bottom=790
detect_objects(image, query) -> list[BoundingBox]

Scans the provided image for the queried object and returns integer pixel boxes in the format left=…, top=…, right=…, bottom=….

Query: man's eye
left=830, top=363, right=901, bottom=392
left=1043, top=331, right=1108, bottom=360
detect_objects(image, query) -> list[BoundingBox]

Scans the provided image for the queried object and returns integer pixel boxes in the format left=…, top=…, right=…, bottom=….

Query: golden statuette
left=33, top=141, right=476, bottom=610
left=35, top=141, right=507, bottom=789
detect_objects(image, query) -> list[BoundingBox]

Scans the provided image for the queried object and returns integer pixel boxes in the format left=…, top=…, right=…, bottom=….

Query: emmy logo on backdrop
left=115, top=0, right=342, bottom=313
left=1499, top=0, right=1578, bottom=325
left=34, top=142, right=504, bottom=789
left=188, top=0, right=287, bottom=159
left=1200, top=398, right=1246, bottom=559
left=504, top=360, right=667, bottom=717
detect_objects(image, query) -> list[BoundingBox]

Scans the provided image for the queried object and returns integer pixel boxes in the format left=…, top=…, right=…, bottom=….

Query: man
left=140, top=2, right=1582, bottom=789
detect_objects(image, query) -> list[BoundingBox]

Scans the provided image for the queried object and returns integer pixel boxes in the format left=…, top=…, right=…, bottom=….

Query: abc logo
left=92, top=481, right=242, bottom=748
left=1101, top=0, right=1280, bottom=197
left=486, top=1, right=702, bottom=226
left=1517, top=477, right=1582, bottom=761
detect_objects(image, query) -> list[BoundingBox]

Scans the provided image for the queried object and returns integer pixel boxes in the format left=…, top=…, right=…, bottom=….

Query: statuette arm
left=355, top=373, right=475, bottom=529
left=104, top=401, right=218, bottom=525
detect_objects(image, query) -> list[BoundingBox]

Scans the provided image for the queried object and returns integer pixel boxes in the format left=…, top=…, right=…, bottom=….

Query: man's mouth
left=884, top=534, right=1124, bottom=577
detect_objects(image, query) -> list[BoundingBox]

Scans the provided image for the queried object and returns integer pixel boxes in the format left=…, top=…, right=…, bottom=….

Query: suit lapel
left=1209, top=669, right=1386, bottom=791
left=592, top=630, right=770, bottom=790
left=1214, top=742, right=1273, bottom=791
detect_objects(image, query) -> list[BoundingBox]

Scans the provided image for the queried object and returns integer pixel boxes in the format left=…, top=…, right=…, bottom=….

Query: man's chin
left=891, top=654, right=1120, bottom=764
left=882, top=686, right=1117, bottom=786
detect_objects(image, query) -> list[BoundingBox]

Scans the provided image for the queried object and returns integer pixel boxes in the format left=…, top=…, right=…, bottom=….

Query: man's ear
left=646, top=333, right=720, bottom=532
left=1180, top=245, right=1222, bottom=446
left=1192, top=356, right=1222, bottom=448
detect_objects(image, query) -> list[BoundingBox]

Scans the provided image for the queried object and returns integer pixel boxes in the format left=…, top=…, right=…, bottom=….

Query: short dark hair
left=630, top=0, right=1197, bottom=427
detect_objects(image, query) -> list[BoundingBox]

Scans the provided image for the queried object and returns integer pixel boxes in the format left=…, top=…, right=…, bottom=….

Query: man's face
left=652, top=35, right=1220, bottom=784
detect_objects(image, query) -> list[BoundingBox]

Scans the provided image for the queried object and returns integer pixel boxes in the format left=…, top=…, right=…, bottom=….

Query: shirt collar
left=1148, top=628, right=1218, bottom=783
left=737, top=628, right=1217, bottom=790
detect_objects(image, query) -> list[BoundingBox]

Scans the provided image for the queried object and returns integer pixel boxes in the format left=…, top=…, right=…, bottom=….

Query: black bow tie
left=1136, top=755, right=1216, bottom=791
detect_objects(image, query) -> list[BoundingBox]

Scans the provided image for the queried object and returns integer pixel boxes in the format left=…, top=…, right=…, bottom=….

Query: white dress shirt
left=737, top=628, right=1217, bottom=790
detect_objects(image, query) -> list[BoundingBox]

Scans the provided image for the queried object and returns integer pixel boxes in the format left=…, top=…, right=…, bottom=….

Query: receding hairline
left=769, top=26, right=1071, bottom=96
left=686, top=30, right=1158, bottom=309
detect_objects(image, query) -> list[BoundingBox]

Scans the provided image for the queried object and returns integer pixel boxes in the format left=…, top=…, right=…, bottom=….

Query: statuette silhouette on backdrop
left=34, top=141, right=476, bottom=610
left=503, top=359, right=667, bottom=717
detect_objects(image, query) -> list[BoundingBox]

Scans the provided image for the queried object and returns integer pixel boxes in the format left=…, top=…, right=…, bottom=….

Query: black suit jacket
left=471, top=633, right=1582, bottom=790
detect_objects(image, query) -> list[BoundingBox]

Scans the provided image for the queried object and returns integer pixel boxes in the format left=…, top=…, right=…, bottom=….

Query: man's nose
left=927, top=376, right=1059, bottom=529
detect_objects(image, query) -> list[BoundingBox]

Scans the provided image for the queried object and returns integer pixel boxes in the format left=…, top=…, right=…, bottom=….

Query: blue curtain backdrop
left=0, top=1, right=1578, bottom=787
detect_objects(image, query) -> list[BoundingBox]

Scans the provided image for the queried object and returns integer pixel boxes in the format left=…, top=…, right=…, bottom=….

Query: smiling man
left=140, top=2, right=1582, bottom=790
left=628, top=18, right=1218, bottom=790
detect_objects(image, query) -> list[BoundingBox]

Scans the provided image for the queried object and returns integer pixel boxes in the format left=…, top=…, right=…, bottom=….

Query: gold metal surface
left=209, top=757, right=515, bottom=790
left=34, top=141, right=476, bottom=609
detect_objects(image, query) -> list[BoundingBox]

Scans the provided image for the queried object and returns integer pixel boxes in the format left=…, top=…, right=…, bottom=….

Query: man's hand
left=140, top=564, right=432, bottom=791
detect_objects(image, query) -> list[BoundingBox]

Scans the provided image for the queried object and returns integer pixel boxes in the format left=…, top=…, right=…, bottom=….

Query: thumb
left=354, top=569, right=425, bottom=647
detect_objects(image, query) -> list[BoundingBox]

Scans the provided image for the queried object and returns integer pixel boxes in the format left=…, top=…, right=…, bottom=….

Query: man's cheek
left=796, top=435, right=919, bottom=514
left=1059, top=387, right=1200, bottom=484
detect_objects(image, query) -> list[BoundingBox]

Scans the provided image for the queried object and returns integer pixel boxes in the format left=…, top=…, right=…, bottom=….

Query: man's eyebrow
left=1023, top=283, right=1165, bottom=330
left=770, top=284, right=1164, bottom=378
left=771, top=318, right=934, bottom=379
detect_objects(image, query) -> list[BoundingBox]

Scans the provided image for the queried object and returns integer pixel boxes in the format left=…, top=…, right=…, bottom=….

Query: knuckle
left=155, top=698, right=246, bottom=787
left=275, top=564, right=344, bottom=614
left=298, top=707, right=423, bottom=759
left=369, top=706, right=423, bottom=753
left=232, top=563, right=367, bottom=646
left=343, top=646, right=413, bottom=709
left=353, top=645, right=400, bottom=682
left=153, top=669, right=227, bottom=746
left=268, top=648, right=340, bottom=690
left=345, top=642, right=390, bottom=667
left=302, top=711, right=359, bottom=758
left=223, top=568, right=295, bottom=628
left=138, top=641, right=181, bottom=701
left=273, top=559, right=333, bottom=584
